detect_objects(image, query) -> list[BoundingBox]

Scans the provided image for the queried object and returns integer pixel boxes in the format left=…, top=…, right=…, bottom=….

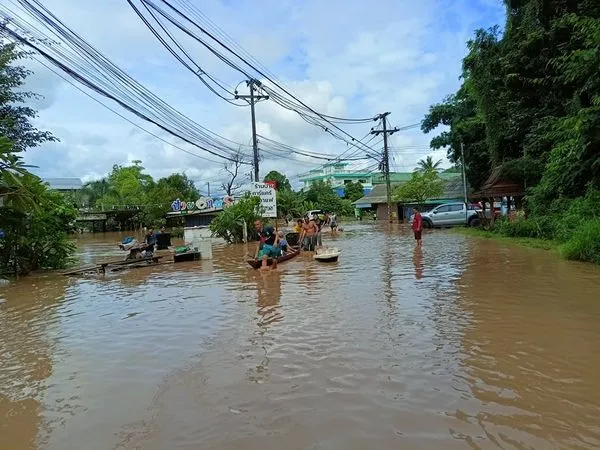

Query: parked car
left=420, top=202, right=480, bottom=228
left=306, top=209, right=323, bottom=218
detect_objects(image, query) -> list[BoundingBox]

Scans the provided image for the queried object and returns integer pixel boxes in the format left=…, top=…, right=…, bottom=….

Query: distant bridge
left=75, top=207, right=144, bottom=231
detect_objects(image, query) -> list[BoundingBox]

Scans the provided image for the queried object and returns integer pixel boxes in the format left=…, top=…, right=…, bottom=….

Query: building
left=43, top=178, right=83, bottom=193
left=298, top=162, right=373, bottom=197
left=353, top=172, right=466, bottom=221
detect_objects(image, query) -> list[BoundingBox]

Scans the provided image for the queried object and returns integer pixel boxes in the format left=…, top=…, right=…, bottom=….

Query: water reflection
left=412, top=246, right=423, bottom=280
left=0, top=275, right=70, bottom=450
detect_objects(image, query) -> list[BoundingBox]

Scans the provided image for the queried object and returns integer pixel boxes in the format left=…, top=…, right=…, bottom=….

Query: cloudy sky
left=6, top=0, right=504, bottom=194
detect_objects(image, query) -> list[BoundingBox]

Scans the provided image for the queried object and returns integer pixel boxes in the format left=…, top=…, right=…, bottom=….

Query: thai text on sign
left=249, top=182, right=277, bottom=218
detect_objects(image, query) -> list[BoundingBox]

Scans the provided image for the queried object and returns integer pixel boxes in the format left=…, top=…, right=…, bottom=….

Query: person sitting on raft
left=254, top=220, right=281, bottom=270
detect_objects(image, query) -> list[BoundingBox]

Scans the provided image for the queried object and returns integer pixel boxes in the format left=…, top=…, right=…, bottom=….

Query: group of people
left=293, top=212, right=337, bottom=251
left=252, top=212, right=339, bottom=270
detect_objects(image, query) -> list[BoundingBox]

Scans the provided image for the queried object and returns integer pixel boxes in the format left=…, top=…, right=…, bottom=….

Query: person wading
left=299, top=216, right=318, bottom=251
left=254, top=220, right=280, bottom=270
left=411, top=208, right=423, bottom=247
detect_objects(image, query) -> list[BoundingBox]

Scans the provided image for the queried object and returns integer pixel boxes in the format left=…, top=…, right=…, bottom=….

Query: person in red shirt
left=411, top=208, right=423, bottom=247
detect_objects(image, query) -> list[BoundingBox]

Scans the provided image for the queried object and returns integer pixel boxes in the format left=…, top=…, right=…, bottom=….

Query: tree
left=276, top=188, right=304, bottom=218
left=263, top=170, right=292, bottom=191
left=344, top=181, right=364, bottom=203
left=393, top=172, right=444, bottom=203
left=303, top=180, right=354, bottom=216
left=95, top=162, right=154, bottom=209
left=415, top=156, right=442, bottom=174
left=0, top=44, right=75, bottom=276
left=0, top=43, right=57, bottom=153
left=209, top=195, right=260, bottom=244
left=221, top=149, right=246, bottom=196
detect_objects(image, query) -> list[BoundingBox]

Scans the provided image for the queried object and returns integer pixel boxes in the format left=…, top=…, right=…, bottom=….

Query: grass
left=452, top=227, right=559, bottom=251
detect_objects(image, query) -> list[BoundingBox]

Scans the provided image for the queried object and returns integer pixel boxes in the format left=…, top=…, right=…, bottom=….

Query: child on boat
left=276, top=231, right=288, bottom=254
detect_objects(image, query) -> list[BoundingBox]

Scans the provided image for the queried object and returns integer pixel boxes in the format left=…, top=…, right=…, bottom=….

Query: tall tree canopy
left=422, top=0, right=600, bottom=203
left=263, top=170, right=292, bottom=191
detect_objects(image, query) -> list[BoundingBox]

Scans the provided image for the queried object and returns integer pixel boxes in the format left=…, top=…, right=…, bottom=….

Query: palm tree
left=414, top=156, right=443, bottom=174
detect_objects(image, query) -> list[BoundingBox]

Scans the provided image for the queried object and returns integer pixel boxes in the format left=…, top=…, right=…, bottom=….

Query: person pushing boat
left=254, top=219, right=281, bottom=270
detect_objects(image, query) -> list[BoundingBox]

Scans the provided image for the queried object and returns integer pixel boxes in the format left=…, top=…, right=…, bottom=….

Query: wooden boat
left=247, top=247, right=300, bottom=269
left=314, top=247, right=341, bottom=263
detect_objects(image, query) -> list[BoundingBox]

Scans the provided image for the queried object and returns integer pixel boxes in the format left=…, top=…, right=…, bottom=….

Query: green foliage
left=343, top=181, right=364, bottom=202
left=0, top=44, right=74, bottom=276
left=0, top=173, right=77, bottom=275
left=393, top=172, right=444, bottom=203
left=414, top=156, right=442, bottom=174
left=423, top=0, right=600, bottom=263
left=487, top=189, right=600, bottom=264
left=560, top=220, right=600, bottom=265
left=303, top=180, right=354, bottom=216
left=209, top=195, right=260, bottom=244
left=0, top=43, right=57, bottom=152
left=263, top=170, right=291, bottom=191
left=276, top=188, right=303, bottom=218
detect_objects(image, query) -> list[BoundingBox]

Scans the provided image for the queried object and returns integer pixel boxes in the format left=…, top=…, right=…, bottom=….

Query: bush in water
left=209, top=195, right=261, bottom=244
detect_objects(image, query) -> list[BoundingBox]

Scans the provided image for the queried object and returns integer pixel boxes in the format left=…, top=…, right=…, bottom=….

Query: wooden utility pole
left=235, top=79, right=269, bottom=182
left=371, top=112, right=399, bottom=222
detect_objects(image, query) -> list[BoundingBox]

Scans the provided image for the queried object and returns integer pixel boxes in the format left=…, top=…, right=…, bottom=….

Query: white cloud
left=5, top=0, right=504, bottom=190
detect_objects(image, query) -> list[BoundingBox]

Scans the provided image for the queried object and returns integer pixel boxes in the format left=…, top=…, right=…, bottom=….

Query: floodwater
left=1, top=224, right=600, bottom=450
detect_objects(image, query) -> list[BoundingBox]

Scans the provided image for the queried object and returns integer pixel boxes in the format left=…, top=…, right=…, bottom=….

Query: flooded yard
left=1, top=223, right=600, bottom=449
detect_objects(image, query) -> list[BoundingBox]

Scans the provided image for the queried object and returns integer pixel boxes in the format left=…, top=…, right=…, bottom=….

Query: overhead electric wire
left=139, top=0, right=381, bottom=156
left=173, top=0, right=375, bottom=125
left=0, top=0, right=258, bottom=162
left=128, top=0, right=247, bottom=107
left=32, top=56, right=235, bottom=165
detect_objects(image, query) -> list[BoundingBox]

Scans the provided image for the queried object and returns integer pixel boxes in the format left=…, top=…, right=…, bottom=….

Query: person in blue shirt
left=254, top=220, right=281, bottom=270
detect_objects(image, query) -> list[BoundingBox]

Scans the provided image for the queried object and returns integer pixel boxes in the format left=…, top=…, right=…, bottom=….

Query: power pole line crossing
left=371, top=112, right=399, bottom=222
left=235, top=79, right=269, bottom=182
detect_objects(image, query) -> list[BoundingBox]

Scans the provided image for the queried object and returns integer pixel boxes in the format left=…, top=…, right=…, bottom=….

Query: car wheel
left=423, top=219, right=432, bottom=229
left=468, top=217, right=480, bottom=227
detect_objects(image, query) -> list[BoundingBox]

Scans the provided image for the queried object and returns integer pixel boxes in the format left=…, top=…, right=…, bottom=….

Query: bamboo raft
left=61, top=255, right=164, bottom=276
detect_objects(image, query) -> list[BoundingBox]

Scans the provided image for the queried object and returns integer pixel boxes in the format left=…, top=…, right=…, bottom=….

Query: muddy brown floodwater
left=1, top=224, right=600, bottom=450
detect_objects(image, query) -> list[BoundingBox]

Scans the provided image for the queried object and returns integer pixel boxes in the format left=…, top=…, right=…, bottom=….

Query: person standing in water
left=411, top=208, right=423, bottom=247
left=254, top=220, right=280, bottom=270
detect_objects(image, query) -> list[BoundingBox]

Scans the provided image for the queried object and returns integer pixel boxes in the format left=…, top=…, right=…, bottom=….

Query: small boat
left=174, top=250, right=201, bottom=262
left=247, top=247, right=300, bottom=269
left=314, top=247, right=341, bottom=263
left=173, top=245, right=201, bottom=263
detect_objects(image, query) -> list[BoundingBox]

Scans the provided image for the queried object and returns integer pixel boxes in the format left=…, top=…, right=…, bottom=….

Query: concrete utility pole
left=207, top=181, right=210, bottom=198
left=235, top=79, right=269, bottom=182
left=371, top=112, right=399, bottom=222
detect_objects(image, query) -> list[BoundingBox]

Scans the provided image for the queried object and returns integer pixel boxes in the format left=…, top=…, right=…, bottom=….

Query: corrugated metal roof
left=43, top=178, right=83, bottom=190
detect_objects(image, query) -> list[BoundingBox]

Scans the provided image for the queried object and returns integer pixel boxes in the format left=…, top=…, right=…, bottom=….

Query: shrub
left=560, top=220, right=600, bottom=265
left=209, top=195, right=261, bottom=244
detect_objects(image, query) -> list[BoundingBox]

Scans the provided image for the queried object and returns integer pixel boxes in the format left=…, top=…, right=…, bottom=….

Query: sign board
left=171, top=196, right=235, bottom=214
left=264, top=180, right=276, bottom=190
left=249, top=182, right=277, bottom=218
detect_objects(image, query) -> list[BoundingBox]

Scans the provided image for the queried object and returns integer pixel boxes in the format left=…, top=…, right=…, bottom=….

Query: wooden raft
left=61, top=256, right=163, bottom=276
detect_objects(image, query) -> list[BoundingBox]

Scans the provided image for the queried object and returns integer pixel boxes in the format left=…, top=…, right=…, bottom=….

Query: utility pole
left=235, top=79, right=269, bottom=182
left=460, top=142, right=468, bottom=223
left=371, top=112, right=399, bottom=222
left=207, top=182, right=210, bottom=198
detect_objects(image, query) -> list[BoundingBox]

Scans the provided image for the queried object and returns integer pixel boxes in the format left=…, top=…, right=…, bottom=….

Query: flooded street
left=2, top=224, right=600, bottom=449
